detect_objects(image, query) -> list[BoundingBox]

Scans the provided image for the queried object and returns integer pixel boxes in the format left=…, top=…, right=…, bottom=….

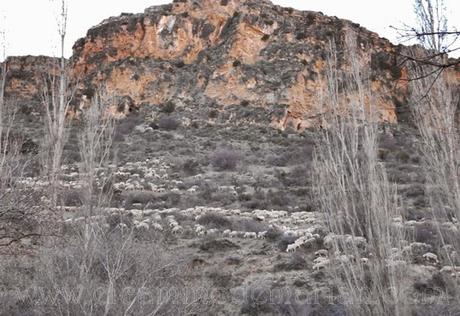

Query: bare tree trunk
left=42, top=0, right=70, bottom=207
left=0, top=29, right=7, bottom=180
left=313, top=33, right=409, bottom=316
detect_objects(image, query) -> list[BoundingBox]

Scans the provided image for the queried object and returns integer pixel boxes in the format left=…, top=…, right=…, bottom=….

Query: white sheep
left=360, top=258, right=369, bottom=264
left=152, top=214, right=162, bottom=222
left=440, top=266, right=460, bottom=276
left=315, top=249, right=328, bottom=258
left=312, top=257, right=329, bottom=270
left=286, top=243, right=300, bottom=252
left=168, top=220, right=179, bottom=228
left=194, top=224, right=205, bottom=234
left=208, top=228, right=219, bottom=235
left=222, top=229, right=232, bottom=237
left=151, top=223, right=164, bottom=231
left=229, top=231, right=240, bottom=238
left=296, top=237, right=316, bottom=247
left=136, top=222, right=150, bottom=230
left=422, top=252, right=439, bottom=264
left=117, top=223, right=128, bottom=230
left=244, top=232, right=257, bottom=239
left=283, top=230, right=297, bottom=238
left=257, top=231, right=267, bottom=239
left=171, top=226, right=183, bottom=234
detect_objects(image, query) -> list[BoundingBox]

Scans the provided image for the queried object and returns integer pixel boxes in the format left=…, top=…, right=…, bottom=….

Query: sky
left=1, top=0, right=459, bottom=60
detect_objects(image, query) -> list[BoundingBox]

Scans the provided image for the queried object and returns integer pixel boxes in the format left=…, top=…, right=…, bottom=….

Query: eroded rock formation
left=3, top=0, right=459, bottom=129
left=2, top=56, right=59, bottom=110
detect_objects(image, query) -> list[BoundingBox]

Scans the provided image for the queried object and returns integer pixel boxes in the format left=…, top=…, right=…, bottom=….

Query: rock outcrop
left=4, top=0, right=459, bottom=129
left=2, top=56, right=59, bottom=110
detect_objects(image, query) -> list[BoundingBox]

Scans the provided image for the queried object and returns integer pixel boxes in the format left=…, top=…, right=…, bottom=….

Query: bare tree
left=0, top=27, right=42, bottom=249
left=395, top=0, right=459, bottom=84
left=313, top=33, right=410, bottom=316
left=410, top=59, right=460, bottom=266
left=78, top=91, right=115, bottom=217
left=41, top=0, right=72, bottom=207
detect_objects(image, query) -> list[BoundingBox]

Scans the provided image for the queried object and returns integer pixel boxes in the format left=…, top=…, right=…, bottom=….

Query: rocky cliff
left=4, top=0, right=458, bottom=129
left=2, top=56, right=59, bottom=110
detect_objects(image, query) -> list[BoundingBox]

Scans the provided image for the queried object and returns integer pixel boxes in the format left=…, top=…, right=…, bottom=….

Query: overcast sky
left=1, top=0, right=459, bottom=60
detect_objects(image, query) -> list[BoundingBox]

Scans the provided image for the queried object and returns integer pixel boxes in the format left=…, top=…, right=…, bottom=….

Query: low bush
left=210, top=149, right=240, bottom=171
left=158, top=116, right=180, bottom=131
left=232, top=218, right=268, bottom=233
left=273, top=253, right=308, bottom=271
left=197, top=213, right=233, bottom=229
left=161, top=101, right=176, bottom=113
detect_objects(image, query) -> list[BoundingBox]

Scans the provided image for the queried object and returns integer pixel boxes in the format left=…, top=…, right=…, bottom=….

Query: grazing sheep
left=207, top=228, right=219, bottom=236
left=136, top=222, right=150, bottom=230
left=312, top=257, right=329, bottom=270
left=151, top=223, right=164, bottom=231
left=222, top=229, right=232, bottom=237
left=283, top=230, right=297, bottom=238
left=324, top=234, right=367, bottom=251
left=172, top=226, right=183, bottom=234
left=315, top=249, right=328, bottom=258
left=229, top=231, right=240, bottom=238
left=195, top=224, right=205, bottom=233
left=244, top=232, right=257, bottom=239
left=440, top=266, right=460, bottom=277
left=360, top=258, right=369, bottom=264
left=117, top=223, right=128, bottom=230
left=286, top=243, right=299, bottom=252
left=151, top=214, right=162, bottom=222
left=422, top=252, right=439, bottom=264
left=257, top=231, right=267, bottom=239
left=168, top=219, right=179, bottom=228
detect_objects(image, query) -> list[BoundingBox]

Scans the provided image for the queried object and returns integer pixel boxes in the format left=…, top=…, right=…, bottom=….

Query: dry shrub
left=210, top=148, right=240, bottom=171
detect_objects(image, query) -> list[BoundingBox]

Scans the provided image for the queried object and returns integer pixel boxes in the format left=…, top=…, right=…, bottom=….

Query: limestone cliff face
left=70, top=0, right=409, bottom=129
left=2, top=56, right=59, bottom=109
left=6, top=0, right=456, bottom=129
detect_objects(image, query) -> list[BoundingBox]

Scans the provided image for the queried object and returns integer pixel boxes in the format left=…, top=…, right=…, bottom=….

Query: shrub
left=199, top=238, right=239, bottom=252
left=161, top=101, right=176, bottom=113
left=277, top=234, right=297, bottom=251
left=123, top=190, right=156, bottom=208
left=182, top=159, right=201, bottom=176
left=158, top=116, right=180, bottom=130
left=396, top=150, right=411, bottom=163
left=197, top=213, right=233, bottom=229
left=114, top=113, right=143, bottom=138
left=61, top=189, right=83, bottom=206
left=274, top=253, right=308, bottom=271
left=210, top=149, right=240, bottom=171
left=232, top=218, right=268, bottom=233
left=208, top=109, right=219, bottom=119
left=207, top=268, right=232, bottom=288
